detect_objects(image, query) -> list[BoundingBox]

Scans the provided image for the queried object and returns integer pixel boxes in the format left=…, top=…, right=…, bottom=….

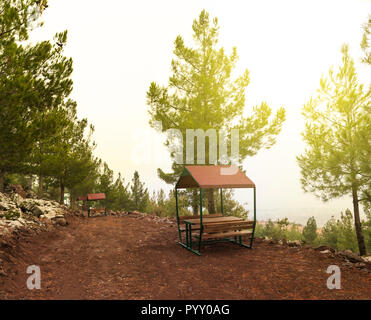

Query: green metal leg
left=185, top=224, right=189, bottom=247
left=250, top=232, right=255, bottom=248
left=178, top=241, right=202, bottom=255
left=228, top=237, right=253, bottom=249
left=198, top=228, right=202, bottom=252
left=178, top=222, right=202, bottom=255
left=189, top=225, right=192, bottom=249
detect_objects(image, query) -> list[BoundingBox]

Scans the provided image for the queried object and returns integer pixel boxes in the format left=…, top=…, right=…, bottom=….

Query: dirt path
left=0, top=215, right=370, bottom=299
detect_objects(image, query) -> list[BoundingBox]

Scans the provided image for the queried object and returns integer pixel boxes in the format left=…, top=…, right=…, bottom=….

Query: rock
left=320, top=249, right=331, bottom=254
left=342, top=261, right=353, bottom=268
left=354, top=262, right=366, bottom=269
left=128, top=210, right=141, bottom=215
left=0, top=191, right=73, bottom=244
left=2, top=208, right=22, bottom=220
left=32, top=205, right=44, bottom=218
left=0, top=193, right=18, bottom=211
left=55, top=217, right=67, bottom=226
left=287, top=240, right=301, bottom=247
left=10, top=193, right=23, bottom=206
left=8, top=220, right=23, bottom=229
left=362, top=256, right=371, bottom=263
left=19, top=199, right=35, bottom=212
left=0, top=227, right=9, bottom=236
left=314, top=245, right=336, bottom=253
left=337, top=250, right=364, bottom=263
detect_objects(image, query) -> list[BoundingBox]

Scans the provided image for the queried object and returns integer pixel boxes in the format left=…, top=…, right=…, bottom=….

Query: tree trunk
left=352, top=184, right=367, bottom=256
left=192, top=190, right=199, bottom=215
left=0, top=171, right=4, bottom=193
left=192, top=203, right=199, bottom=215
left=207, top=189, right=216, bottom=214
left=70, top=195, right=76, bottom=209
left=60, top=183, right=65, bottom=205
left=28, top=175, right=34, bottom=190
left=38, top=174, right=43, bottom=198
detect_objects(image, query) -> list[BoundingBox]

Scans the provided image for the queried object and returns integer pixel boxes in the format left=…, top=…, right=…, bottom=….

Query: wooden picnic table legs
left=178, top=222, right=202, bottom=256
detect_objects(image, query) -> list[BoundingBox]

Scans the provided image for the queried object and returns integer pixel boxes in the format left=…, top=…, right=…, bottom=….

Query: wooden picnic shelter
left=78, top=193, right=107, bottom=217
left=175, top=165, right=256, bottom=255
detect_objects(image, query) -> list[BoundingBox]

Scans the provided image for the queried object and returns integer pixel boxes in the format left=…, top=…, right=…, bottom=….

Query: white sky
left=29, top=0, right=370, bottom=225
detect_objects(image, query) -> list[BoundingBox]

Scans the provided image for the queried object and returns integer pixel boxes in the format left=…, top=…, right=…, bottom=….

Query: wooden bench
left=180, top=216, right=255, bottom=253
left=199, top=220, right=254, bottom=240
left=178, top=213, right=223, bottom=232
left=89, top=208, right=106, bottom=216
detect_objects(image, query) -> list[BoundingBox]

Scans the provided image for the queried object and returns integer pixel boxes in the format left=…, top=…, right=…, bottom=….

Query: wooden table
left=181, top=215, right=252, bottom=252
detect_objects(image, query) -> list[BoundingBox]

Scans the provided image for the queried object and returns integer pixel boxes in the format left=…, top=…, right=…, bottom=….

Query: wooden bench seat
left=197, top=230, right=252, bottom=240
left=89, top=208, right=106, bottom=215
left=195, top=220, right=254, bottom=240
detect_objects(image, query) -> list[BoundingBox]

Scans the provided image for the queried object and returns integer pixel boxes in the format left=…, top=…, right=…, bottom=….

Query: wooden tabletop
left=184, top=216, right=243, bottom=225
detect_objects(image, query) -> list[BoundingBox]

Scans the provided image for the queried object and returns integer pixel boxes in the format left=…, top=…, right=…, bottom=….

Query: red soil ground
left=0, top=214, right=370, bottom=300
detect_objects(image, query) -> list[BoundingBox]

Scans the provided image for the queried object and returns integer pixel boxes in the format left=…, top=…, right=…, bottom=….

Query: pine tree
left=337, top=209, right=358, bottom=252
left=361, top=14, right=371, bottom=65
left=130, top=171, right=149, bottom=212
left=297, top=45, right=370, bottom=255
left=147, top=10, right=286, bottom=213
left=0, top=1, right=75, bottom=192
left=302, top=216, right=318, bottom=244
left=111, top=173, right=131, bottom=211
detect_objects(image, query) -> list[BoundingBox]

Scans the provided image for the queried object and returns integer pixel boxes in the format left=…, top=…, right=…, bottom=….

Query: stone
left=342, top=261, right=353, bottom=268
left=55, top=217, right=67, bottom=226
left=10, top=193, right=23, bottom=206
left=0, top=193, right=17, bottom=211
left=287, top=240, right=301, bottom=247
left=314, top=245, right=336, bottom=253
left=32, top=205, right=44, bottom=218
left=8, top=220, right=23, bottom=229
left=337, top=250, right=364, bottom=263
left=0, top=227, right=9, bottom=236
left=354, top=262, right=366, bottom=268
left=320, top=250, right=331, bottom=254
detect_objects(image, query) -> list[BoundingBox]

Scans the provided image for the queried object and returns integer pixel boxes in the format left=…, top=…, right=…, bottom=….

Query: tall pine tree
left=130, top=171, right=149, bottom=212
left=147, top=10, right=285, bottom=213
left=297, top=45, right=370, bottom=255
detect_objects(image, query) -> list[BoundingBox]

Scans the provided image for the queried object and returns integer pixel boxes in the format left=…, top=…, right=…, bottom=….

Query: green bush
left=319, top=209, right=359, bottom=253
left=302, top=216, right=318, bottom=244
left=3, top=209, right=20, bottom=220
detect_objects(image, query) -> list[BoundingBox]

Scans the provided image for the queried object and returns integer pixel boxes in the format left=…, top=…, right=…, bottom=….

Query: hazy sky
left=29, top=0, right=370, bottom=225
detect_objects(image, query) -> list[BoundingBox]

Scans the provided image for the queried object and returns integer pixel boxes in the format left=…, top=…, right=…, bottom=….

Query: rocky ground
left=0, top=192, right=370, bottom=300
left=0, top=190, right=76, bottom=238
